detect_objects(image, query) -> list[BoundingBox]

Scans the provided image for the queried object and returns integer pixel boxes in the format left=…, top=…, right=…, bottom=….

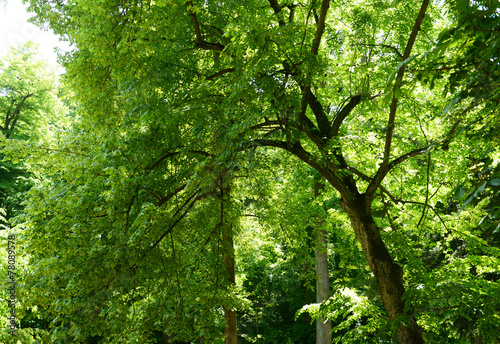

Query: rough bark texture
left=340, top=195, right=424, bottom=344
left=314, top=181, right=332, bottom=344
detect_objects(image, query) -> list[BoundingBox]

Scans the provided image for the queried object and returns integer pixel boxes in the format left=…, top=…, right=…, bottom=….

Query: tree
left=0, top=42, right=67, bottom=344
left=0, top=41, right=61, bottom=140
left=0, top=41, right=64, bottom=221
left=18, top=0, right=500, bottom=343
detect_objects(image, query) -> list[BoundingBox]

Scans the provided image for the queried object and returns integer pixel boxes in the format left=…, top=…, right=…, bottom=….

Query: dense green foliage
left=0, top=42, right=64, bottom=221
left=1, top=0, right=499, bottom=343
left=0, top=42, right=66, bottom=343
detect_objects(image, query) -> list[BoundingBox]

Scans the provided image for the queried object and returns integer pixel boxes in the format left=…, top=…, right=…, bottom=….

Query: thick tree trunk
left=340, top=195, right=424, bottom=344
left=314, top=181, right=332, bottom=344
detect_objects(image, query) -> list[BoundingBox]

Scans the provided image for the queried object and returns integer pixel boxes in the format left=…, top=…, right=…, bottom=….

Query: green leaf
left=455, top=186, right=466, bottom=199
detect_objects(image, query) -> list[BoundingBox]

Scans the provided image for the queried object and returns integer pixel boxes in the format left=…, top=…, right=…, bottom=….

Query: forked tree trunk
left=314, top=181, right=332, bottom=344
left=340, top=195, right=424, bottom=344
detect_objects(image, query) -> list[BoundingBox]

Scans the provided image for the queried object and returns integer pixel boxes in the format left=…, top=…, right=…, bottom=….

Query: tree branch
left=147, top=149, right=210, bottom=171
left=311, top=0, right=330, bottom=55
left=206, top=68, right=236, bottom=80
left=388, top=146, right=428, bottom=171
left=330, top=95, right=362, bottom=137
left=151, top=189, right=216, bottom=249
left=186, top=1, right=225, bottom=52
left=308, top=89, right=331, bottom=138
left=268, top=0, right=286, bottom=26
left=156, top=183, right=187, bottom=207
left=250, top=119, right=282, bottom=131
left=382, top=0, right=429, bottom=165
left=297, top=89, right=327, bottom=148
left=252, top=139, right=352, bottom=197
left=366, top=0, right=430, bottom=198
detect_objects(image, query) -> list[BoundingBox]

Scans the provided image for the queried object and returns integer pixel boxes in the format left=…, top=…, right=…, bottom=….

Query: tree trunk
left=340, top=194, right=424, bottom=344
left=223, top=230, right=237, bottom=344
left=314, top=181, right=332, bottom=344
left=222, top=185, right=237, bottom=344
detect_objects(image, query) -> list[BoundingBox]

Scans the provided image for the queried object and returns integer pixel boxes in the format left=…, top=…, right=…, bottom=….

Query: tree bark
left=314, top=181, right=332, bottom=344
left=340, top=194, right=424, bottom=344
left=221, top=185, right=237, bottom=344
left=223, top=231, right=237, bottom=344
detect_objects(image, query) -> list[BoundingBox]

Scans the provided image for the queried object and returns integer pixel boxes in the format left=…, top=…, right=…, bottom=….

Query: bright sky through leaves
left=0, top=0, right=69, bottom=68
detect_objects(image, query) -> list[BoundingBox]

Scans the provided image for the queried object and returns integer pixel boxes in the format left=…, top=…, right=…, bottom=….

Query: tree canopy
left=3, top=0, right=499, bottom=343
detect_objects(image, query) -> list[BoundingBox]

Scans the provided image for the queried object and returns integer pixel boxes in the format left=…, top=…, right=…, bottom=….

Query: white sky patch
left=0, top=0, right=71, bottom=69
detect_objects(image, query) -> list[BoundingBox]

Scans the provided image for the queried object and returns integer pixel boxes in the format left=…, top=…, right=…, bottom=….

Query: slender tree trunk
left=222, top=185, right=237, bottom=344
left=340, top=194, right=424, bottom=344
left=223, top=230, right=237, bottom=344
left=314, top=181, right=332, bottom=344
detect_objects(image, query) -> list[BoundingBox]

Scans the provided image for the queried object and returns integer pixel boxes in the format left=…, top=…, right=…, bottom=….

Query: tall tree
left=18, top=0, right=500, bottom=343
left=0, top=42, right=64, bottom=221
left=0, top=42, right=67, bottom=344
left=0, top=42, right=61, bottom=140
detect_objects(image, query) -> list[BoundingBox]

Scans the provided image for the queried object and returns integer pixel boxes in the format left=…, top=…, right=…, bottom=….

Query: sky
left=0, top=0, right=70, bottom=68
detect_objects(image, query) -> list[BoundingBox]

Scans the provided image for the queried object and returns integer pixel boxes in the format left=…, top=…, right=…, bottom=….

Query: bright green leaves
left=298, top=287, right=389, bottom=343
left=0, top=42, right=64, bottom=141
left=13, top=0, right=500, bottom=343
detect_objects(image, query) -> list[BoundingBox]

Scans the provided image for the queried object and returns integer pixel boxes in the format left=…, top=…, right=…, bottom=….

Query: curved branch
left=147, top=149, right=210, bottom=171
left=330, top=95, right=362, bottom=137
left=187, top=1, right=225, bottom=52
left=252, top=139, right=351, bottom=197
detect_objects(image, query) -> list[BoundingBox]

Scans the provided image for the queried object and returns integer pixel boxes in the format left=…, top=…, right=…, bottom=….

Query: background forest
left=0, top=0, right=499, bottom=343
